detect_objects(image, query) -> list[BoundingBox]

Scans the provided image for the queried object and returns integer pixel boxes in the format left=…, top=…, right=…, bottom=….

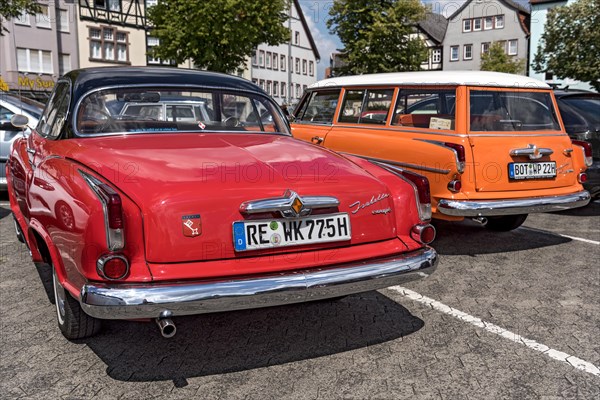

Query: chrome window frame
left=72, top=83, right=291, bottom=138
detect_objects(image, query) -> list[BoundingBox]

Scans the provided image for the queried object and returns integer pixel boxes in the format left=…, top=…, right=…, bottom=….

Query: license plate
left=509, top=162, right=556, bottom=180
left=233, top=213, right=351, bottom=252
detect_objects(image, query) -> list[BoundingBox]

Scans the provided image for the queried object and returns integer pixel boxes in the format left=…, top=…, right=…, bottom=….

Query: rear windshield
left=559, top=96, right=600, bottom=128
left=76, top=87, right=289, bottom=136
left=469, top=90, right=560, bottom=132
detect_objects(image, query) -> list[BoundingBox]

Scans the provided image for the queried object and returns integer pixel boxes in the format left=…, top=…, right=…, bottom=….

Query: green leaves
left=0, top=0, right=42, bottom=35
left=480, top=42, right=525, bottom=74
left=147, top=0, right=289, bottom=73
left=327, top=0, right=427, bottom=75
left=533, top=0, right=600, bottom=91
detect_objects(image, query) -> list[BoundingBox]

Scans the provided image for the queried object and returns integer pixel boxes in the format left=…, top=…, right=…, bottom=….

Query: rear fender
left=342, top=154, right=423, bottom=251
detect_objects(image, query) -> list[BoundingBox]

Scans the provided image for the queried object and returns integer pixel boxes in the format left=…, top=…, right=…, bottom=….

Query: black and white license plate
left=233, top=213, right=351, bottom=252
left=509, top=162, right=556, bottom=180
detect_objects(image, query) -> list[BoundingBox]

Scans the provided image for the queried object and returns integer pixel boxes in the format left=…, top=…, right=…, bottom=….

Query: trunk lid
left=468, top=134, right=578, bottom=192
left=66, top=133, right=398, bottom=262
left=467, top=88, right=579, bottom=192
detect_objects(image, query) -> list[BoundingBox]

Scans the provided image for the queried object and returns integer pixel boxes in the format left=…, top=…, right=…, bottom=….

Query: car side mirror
left=10, top=114, right=30, bottom=129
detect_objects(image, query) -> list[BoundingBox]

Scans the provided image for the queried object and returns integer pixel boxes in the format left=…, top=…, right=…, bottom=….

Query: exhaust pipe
left=156, top=317, right=176, bottom=338
left=472, top=217, right=488, bottom=225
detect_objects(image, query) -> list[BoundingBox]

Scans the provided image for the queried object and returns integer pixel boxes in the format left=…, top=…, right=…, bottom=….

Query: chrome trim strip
left=468, top=133, right=566, bottom=137
left=240, top=189, right=339, bottom=218
left=332, top=124, right=466, bottom=138
left=437, top=190, right=590, bottom=216
left=415, top=139, right=465, bottom=173
left=341, top=152, right=450, bottom=175
left=79, top=170, right=125, bottom=251
left=79, top=247, right=438, bottom=319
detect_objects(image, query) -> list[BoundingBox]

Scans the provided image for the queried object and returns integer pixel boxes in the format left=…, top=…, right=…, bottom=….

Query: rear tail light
left=79, top=170, right=125, bottom=251
left=444, top=143, right=466, bottom=173
left=411, top=223, right=436, bottom=244
left=97, top=183, right=123, bottom=229
left=578, top=172, right=588, bottom=184
left=371, top=161, right=432, bottom=221
left=572, top=140, right=593, bottom=167
left=97, top=254, right=129, bottom=280
left=448, top=179, right=462, bottom=193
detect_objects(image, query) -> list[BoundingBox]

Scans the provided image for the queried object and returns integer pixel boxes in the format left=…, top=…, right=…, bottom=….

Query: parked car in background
left=554, top=90, right=599, bottom=198
left=292, top=71, right=591, bottom=231
left=1, top=93, right=43, bottom=190
left=6, top=67, right=438, bottom=340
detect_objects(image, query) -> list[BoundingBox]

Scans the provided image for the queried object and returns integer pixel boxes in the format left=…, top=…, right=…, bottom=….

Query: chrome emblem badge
left=291, top=196, right=304, bottom=215
left=240, top=190, right=340, bottom=219
left=182, top=214, right=202, bottom=237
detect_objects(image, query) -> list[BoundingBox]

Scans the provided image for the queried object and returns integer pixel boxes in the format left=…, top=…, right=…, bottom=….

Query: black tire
left=13, top=215, right=25, bottom=243
left=52, top=267, right=101, bottom=339
left=485, top=214, right=528, bottom=231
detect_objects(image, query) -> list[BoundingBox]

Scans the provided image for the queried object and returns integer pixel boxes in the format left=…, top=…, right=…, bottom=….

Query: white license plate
left=233, top=213, right=351, bottom=252
left=509, top=162, right=556, bottom=180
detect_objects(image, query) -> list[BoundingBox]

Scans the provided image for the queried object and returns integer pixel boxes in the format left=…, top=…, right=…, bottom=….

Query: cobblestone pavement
left=1, top=197, right=599, bottom=399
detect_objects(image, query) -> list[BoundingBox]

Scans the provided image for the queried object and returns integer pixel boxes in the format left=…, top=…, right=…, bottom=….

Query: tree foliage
left=480, top=42, right=526, bottom=74
left=0, top=0, right=41, bottom=35
left=533, top=0, right=600, bottom=91
left=327, top=0, right=427, bottom=75
left=147, top=0, right=289, bottom=73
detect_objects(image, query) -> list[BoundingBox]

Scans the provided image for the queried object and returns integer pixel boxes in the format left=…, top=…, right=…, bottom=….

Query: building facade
left=529, top=0, right=593, bottom=91
left=442, top=0, right=530, bottom=74
left=417, top=12, right=448, bottom=71
left=243, top=0, right=319, bottom=105
left=0, top=0, right=79, bottom=101
left=76, top=0, right=155, bottom=68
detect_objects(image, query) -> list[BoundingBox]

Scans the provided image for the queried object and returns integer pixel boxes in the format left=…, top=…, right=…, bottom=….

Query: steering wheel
left=224, top=116, right=241, bottom=127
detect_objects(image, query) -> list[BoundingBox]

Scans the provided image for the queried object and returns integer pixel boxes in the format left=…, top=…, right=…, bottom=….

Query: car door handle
left=311, top=136, right=324, bottom=145
left=26, top=148, right=36, bottom=156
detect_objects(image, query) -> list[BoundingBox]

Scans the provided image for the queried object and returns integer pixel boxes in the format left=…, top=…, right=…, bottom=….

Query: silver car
left=1, top=94, right=43, bottom=190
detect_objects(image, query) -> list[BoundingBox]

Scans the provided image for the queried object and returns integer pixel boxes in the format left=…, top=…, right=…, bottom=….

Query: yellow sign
left=0, top=76, right=9, bottom=91
left=18, top=75, right=55, bottom=91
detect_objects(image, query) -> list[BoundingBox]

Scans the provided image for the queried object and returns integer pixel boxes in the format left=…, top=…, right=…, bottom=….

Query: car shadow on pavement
left=0, top=204, right=11, bottom=219
left=80, top=292, right=423, bottom=383
left=550, top=199, right=600, bottom=217
left=433, top=219, right=571, bottom=256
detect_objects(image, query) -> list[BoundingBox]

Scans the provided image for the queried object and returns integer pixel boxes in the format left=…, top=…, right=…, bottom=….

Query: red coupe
left=6, top=67, right=438, bottom=339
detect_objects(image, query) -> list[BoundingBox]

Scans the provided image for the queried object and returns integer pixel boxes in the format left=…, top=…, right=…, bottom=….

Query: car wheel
left=52, top=266, right=101, bottom=340
left=13, top=215, right=25, bottom=243
left=484, top=214, right=528, bottom=231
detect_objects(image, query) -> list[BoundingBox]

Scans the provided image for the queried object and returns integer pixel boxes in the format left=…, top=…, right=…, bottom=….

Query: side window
left=338, top=89, right=394, bottom=124
left=295, top=90, right=341, bottom=123
left=338, top=90, right=364, bottom=123
left=361, top=89, right=394, bottom=124
left=1, top=106, right=14, bottom=121
left=392, top=89, right=456, bottom=130
left=39, top=81, right=70, bottom=138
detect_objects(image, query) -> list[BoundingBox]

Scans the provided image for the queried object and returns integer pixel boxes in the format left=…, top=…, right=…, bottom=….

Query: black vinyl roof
left=65, top=67, right=265, bottom=99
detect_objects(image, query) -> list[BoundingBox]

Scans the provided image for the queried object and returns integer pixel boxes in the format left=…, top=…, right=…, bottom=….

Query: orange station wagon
left=291, top=71, right=591, bottom=231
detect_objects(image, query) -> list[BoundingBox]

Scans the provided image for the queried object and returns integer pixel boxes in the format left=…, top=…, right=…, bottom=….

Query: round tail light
left=578, top=173, right=588, bottom=184
left=411, top=224, right=436, bottom=244
left=97, top=254, right=129, bottom=280
left=448, top=179, right=462, bottom=193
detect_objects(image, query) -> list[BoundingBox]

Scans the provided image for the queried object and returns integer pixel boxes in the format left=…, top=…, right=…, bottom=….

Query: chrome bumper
left=437, top=190, right=590, bottom=217
left=80, top=247, right=438, bottom=320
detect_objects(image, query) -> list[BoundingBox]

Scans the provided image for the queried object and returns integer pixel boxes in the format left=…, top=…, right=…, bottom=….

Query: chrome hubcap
left=52, top=269, right=66, bottom=324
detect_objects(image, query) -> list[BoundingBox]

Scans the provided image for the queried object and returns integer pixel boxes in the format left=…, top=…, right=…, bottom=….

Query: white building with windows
left=243, top=0, right=320, bottom=105
left=442, top=0, right=530, bottom=74
left=0, top=0, right=78, bottom=101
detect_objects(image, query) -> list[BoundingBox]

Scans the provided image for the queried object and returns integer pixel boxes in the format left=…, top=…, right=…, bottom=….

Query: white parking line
left=388, top=286, right=600, bottom=377
left=520, top=226, right=600, bottom=245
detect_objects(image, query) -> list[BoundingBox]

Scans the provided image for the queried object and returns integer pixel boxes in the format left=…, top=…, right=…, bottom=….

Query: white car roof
left=309, top=71, right=551, bottom=89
